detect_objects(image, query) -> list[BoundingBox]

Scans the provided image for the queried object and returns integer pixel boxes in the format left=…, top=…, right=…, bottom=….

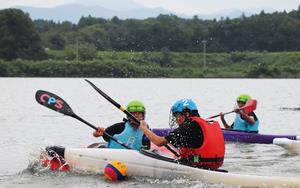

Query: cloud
left=134, top=0, right=300, bottom=15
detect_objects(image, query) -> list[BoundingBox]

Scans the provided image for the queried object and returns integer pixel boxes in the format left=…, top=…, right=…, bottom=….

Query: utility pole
left=202, top=40, right=207, bottom=70
left=76, top=38, right=79, bottom=62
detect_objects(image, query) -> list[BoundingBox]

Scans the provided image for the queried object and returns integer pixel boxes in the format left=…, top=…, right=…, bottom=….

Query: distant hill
left=13, top=4, right=172, bottom=23
left=73, top=0, right=145, bottom=11
left=9, top=2, right=270, bottom=23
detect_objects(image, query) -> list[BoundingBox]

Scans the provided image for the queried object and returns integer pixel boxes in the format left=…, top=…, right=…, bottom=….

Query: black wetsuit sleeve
left=142, top=135, right=151, bottom=150
left=102, top=122, right=125, bottom=142
left=165, top=120, right=203, bottom=148
left=238, top=112, right=258, bottom=121
left=249, top=112, right=258, bottom=121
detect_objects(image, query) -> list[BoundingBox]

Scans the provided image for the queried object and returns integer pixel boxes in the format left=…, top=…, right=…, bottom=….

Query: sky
left=0, top=0, right=299, bottom=15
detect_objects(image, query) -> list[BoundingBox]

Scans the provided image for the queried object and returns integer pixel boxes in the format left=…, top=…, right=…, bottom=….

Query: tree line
left=0, top=6, right=300, bottom=61
left=34, top=6, right=300, bottom=54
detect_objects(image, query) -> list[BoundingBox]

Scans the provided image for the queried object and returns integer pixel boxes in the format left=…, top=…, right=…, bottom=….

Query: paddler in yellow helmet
left=93, top=100, right=150, bottom=150
left=220, top=94, right=259, bottom=133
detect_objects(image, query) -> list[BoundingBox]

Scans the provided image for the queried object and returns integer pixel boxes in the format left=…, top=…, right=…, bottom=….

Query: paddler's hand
left=234, top=107, right=240, bottom=113
left=93, top=127, right=105, bottom=137
left=139, top=120, right=149, bottom=131
left=219, top=112, right=224, bottom=119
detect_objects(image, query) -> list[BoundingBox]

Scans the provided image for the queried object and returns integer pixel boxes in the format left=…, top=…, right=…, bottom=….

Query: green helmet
left=237, top=94, right=252, bottom=103
left=126, top=100, right=145, bottom=113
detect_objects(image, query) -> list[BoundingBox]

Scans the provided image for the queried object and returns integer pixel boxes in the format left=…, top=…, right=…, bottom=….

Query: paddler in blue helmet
left=220, top=94, right=259, bottom=133
left=93, top=100, right=150, bottom=150
left=140, top=99, right=225, bottom=170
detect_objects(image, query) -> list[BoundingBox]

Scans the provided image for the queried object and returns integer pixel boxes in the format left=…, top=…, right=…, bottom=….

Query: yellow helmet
left=237, top=94, right=252, bottom=103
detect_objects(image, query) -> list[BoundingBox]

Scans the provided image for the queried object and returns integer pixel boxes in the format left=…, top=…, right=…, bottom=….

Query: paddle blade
left=242, top=99, right=257, bottom=114
left=35, top=90, right=75, bottom=116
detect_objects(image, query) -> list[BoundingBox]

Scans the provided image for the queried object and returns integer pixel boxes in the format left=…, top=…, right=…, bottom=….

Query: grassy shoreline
left=1, top=51, right=300, bottom=78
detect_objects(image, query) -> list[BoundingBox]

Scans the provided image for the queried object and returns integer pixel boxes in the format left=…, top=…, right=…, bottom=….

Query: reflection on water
left=280, top=107, right=300, bottom=111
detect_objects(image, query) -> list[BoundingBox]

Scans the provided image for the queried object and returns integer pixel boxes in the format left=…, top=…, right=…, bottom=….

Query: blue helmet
left=171, top=99, right=198, bottom=114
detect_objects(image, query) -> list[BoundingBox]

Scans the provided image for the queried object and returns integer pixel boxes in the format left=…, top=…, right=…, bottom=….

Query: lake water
left=0, top=78, right=299, bottom=188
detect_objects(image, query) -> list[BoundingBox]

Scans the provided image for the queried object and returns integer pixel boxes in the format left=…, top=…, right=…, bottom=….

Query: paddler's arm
left=93, top=123, right=125, bottom=141
left=139, top=120, right=168, bottom=146
left=219, top=112, right=232, bottom=129
left=238, top=110, right=255, bottom=124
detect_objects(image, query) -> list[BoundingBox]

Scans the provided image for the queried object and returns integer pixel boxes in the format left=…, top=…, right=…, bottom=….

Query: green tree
left=78, top=15, right=107, bottom=28
left=0, top=60, right=7, bottom=76
left=79, top=24, right=110, bottom=50
left=0, top=9, right=46, bottom=60
left=160, top=47, right=173, bottom=67
left=48, top=33, right=66, bottom=50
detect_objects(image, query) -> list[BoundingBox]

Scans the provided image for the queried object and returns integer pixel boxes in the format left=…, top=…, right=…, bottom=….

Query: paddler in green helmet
left=93, top=100, right=150, bottom=150
left=220, top=94, right=259, bottom=133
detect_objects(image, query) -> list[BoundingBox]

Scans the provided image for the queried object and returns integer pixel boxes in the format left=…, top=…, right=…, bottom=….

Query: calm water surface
left=0, top=78, right=299, bottom=187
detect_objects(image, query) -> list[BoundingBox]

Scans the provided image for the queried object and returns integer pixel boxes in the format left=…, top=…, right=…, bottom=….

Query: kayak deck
left=152, top=128, right=299, bottom=144
left=63, top=148, right=300, bottom=187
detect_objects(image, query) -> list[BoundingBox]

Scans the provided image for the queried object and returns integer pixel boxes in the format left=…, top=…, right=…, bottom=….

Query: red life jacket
left=179, top=117, right=225, bottom=169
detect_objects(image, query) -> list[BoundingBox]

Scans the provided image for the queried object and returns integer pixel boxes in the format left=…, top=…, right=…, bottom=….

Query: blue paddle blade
left=35, top=90, right=75, bottom=116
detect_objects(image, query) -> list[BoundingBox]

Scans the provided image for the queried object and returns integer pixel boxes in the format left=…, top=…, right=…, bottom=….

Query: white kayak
left=273, top=138, right=300, bottom=155
left=64, top=148, right=300, bottom=187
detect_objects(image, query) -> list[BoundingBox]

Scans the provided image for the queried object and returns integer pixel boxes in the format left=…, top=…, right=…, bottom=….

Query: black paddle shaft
left=207, top=110, right=234, bottom=119
left=35, top=90, right=131, bottom=149
left=85, top=79, right=140, bottom=124
left=207, top=99, right=257, bottom=119
left=85, top=79, right=180, bottom=157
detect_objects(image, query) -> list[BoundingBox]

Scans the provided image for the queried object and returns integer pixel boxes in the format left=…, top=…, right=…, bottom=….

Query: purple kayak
left=151, top=128, right=299, bottom=144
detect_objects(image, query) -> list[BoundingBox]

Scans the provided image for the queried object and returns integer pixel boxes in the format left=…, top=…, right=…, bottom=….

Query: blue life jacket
left=108, top=121, right=143, bottom=150
left=233, top=112, right=259, bottom=133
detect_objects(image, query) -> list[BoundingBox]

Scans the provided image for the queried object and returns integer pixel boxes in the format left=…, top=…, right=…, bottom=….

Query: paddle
left=207, top=99, right=257, bottom=119
left=84, top=79, right=180, bottom=157
left=35, top=90, right=131, bottom=149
